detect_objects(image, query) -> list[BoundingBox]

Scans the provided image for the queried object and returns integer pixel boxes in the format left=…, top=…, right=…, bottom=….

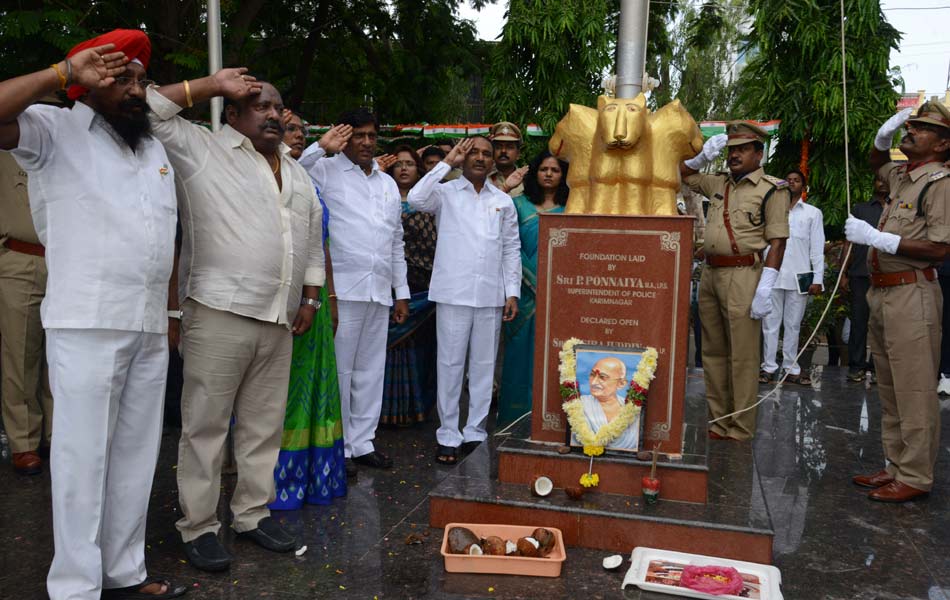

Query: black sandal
left=436, top=445, right=458, bottom=466
left=101, top=577, right=188, bottom=599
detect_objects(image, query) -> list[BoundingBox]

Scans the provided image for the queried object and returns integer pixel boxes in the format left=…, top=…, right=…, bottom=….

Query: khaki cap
left=907, top=101, right=950, bottom=131
left=490, top=121, right=522, bottom=142
left=725, top=121, right=769, bottom=147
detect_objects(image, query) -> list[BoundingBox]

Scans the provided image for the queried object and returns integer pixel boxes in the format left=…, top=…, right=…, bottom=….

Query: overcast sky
left=458, top=1, right=950, bottom=97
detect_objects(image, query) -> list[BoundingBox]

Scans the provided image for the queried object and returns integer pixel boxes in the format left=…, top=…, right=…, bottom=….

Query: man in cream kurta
left=408, top=137, right=521, bottom=462
left=147, top=71, right=324, bottom=569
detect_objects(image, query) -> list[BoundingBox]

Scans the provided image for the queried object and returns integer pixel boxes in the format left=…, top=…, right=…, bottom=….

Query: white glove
left=684, top=134, right=728, bottom=171
left=750, top=267, right=779, bottom=320
left=844, top=215, right=901, bottom=254
left=874, top=107, right=913, bottom=151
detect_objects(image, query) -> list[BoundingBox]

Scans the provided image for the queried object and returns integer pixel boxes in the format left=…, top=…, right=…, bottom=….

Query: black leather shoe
left=238, top=516, right=296, bottom=552
left=183, top=532, right=232, bottom=572
left=352, top=450, right=393, bottom=469
left=344, top=458, right=358, bottom=478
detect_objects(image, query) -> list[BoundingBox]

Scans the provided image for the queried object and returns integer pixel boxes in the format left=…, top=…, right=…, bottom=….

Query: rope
left=709, top=0, right=854, bottom=426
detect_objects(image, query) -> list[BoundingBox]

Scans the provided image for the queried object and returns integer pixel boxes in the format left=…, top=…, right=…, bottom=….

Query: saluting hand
left=213, top=67, right=262, bottom=101
left=319, top=124, right=353, bottom=154
left=376, top=153, right=398, bottom=172
left=444, top=138, right=474, bottom=168
left=504, top=166, right=529, bottom=191
left=68, top=44, right=129, bottom=90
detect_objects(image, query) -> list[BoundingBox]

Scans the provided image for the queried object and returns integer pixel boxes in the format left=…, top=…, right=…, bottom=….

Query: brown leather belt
left=706, top=253, right=756, bottom=268
left=2, top=238, right=45, bottom=257
left=870, top=267, right=937, bottom=288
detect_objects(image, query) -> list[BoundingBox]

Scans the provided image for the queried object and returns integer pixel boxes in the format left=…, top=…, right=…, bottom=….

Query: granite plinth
left=430, top=390, right=773, bottom=563
left=496, top=415, right=708, bottom=503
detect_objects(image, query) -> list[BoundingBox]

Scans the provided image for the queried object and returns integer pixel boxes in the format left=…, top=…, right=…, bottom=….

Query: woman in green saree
left=497, top=150, right=569, bottom=426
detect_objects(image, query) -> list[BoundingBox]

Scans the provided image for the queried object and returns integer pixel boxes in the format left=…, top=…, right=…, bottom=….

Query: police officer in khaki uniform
left=680, top=122, right=790, bottom=441
left=489, top=121, right=526, bottom=197
left=846, top=101, right=950, bottom=503
left=0, top=151, right=53, bottom=475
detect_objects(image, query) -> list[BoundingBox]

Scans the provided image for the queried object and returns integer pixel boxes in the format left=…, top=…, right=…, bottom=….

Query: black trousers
left=848, top=276, right=873, bottom=371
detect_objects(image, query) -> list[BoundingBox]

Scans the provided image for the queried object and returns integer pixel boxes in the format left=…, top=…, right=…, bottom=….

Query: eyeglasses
left=285, top=124, right=307, bottom=134
left=589, top=369, right=623, bottom=383
left=113, top=76, right=155, bottom=90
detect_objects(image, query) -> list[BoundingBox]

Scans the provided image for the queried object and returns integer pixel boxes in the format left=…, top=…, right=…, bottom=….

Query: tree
left=0, top=1, right=490, bottom=124
left=736, top=0, right=902, bottom=228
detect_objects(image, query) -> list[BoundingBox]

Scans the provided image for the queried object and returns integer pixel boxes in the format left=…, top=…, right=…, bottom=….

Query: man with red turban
left=0, top=30, right=186, bottom=599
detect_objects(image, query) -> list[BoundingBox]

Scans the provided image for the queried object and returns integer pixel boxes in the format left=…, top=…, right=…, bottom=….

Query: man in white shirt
left=0, top=30, right=186, bottom=600
left=146, top=69, right=325, bottom=571
left=299, top=109, right=410, bottom=473
left=408, top=137, right=521, bottom=465
left=760, top=170, right=825, bottom=385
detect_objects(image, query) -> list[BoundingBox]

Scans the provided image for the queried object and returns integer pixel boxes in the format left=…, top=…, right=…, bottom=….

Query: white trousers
left=436, top=303, right=502, bottom=447
left=335, top=300, right=390, bottom=458
left=46, top=329, right=167, bottom=600
left=761, top=288, right=809, bottom=376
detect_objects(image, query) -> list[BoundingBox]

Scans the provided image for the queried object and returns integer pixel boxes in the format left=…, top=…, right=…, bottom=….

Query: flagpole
left=207, top=0, right=223, bottom=132
left=615, top=0, right=650, bottom=98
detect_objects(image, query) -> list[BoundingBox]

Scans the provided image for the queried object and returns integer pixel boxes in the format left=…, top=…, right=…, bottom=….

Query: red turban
left=66, top=29, right=152, bottom=100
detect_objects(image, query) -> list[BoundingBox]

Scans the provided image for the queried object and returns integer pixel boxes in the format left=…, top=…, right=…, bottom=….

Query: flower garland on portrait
left=560, top=339, right=659, bottom=488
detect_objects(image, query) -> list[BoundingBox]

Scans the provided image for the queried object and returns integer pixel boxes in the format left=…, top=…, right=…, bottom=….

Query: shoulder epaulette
left=929, top=170, right=948, bottom=183
left=762, top=175, right=788, bottom=189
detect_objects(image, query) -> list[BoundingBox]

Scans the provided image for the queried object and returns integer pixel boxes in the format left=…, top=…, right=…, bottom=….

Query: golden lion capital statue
left=550, top=94, right=703, bottom=215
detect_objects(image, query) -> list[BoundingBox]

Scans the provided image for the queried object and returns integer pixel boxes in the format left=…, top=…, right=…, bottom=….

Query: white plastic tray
left=622, top=547, right=783, bottom=600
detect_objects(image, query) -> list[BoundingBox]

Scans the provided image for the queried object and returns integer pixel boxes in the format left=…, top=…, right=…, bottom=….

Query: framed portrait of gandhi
left=567, top=344, right=646, bottom=453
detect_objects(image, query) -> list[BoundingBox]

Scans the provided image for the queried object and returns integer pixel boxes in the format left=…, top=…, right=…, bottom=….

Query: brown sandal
left=787, top=372, right=812, bottom=386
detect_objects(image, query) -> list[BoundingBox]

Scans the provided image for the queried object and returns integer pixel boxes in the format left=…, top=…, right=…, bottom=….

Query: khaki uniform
left=868, top=161, right=950, bottom=491
left=686, top=167, right=790, bottom=439
left=0, top=153, right=52, bottom=453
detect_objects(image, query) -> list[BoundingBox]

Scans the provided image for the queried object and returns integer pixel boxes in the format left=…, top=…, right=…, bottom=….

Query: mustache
left=262, top=119, right=284, bottom=133
left=118, top=97, right=149, bottom=113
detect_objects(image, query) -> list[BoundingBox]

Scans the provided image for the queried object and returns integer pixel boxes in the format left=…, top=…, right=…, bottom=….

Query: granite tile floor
left=1, top=367, right=949, bottom=599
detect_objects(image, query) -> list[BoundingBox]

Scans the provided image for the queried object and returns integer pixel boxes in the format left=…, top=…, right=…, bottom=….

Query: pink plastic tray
left=440, top=522, right=566, bottom=577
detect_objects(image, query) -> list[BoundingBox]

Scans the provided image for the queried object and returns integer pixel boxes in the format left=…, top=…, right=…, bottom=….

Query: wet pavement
left=1, top=366, right=949, bottom=599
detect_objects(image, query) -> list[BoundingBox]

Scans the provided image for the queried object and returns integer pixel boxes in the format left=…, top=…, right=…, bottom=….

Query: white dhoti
left=435, top=303, right=502, bottom=448
left=334, top=299, right=390, bottom=458
left=46, top=329, right=168, bottom=600
left=761, top=288, right=809, bottom=376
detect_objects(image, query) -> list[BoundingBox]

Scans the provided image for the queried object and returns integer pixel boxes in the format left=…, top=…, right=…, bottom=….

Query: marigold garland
left=559, top=341, right=659, bottom=488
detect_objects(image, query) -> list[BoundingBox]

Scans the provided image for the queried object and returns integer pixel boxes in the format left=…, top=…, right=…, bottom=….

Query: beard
left=105, top=98, right=152, bottom=152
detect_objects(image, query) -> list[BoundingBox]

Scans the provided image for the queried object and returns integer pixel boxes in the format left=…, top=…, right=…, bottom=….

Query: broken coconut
left=480, top=536, right=506, bottom=556
left=446, top=526, right=480, bottom=554
left=602, top=554, right=623, bottom=570
left=505, top=540, right=518, bottom=555
left=468, top=544, right=484, bottom=556
left=516, top=536, right=541, bottom=558
left=531, top=528, right=556, bottom=557
left=531, top=476, right=554, bottom=497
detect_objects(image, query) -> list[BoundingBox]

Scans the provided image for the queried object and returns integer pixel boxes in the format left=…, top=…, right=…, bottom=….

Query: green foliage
left=0, top=0, right=490, bottom=123
left=483, top=0, right=616, bottom=137
left=737, top=0, right=902, bottom=231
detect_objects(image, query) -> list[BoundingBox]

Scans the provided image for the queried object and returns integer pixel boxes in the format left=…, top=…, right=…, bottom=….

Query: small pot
left=641, top=476, right=661, bottom=505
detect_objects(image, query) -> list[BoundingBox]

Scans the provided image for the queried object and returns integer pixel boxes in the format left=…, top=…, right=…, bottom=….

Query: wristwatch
left=301, top=297, right=322, bottom=310
left=167, top=309, right=182, bottom=320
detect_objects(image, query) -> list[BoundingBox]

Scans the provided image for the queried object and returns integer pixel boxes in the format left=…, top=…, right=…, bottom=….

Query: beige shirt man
left=0, top=152, right=53, bottom=470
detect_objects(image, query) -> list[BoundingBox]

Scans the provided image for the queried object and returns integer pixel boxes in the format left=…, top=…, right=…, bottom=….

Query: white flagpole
left=615, top=0, right=650, bottom=98
left=207, top=0, right=223, bottom=132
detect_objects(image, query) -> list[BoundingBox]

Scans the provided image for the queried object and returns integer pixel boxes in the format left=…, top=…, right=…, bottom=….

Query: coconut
left=505, top=540, right=518, bottom=555
left=602, top=554, right=623, bottom=570
left=447, top=526, right=480, bottom=554
left=532, top=476, right=554, bottom=497
left=565, top=486, right=586, bottom=500
left=516, top=536, right=541, bottom=558
left=531, top=528, right=556, bottom=556
left=481, top=536, right=506, bottom=556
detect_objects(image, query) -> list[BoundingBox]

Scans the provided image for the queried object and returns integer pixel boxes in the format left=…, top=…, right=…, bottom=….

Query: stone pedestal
left=530, top=214, right=694, bottom=454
